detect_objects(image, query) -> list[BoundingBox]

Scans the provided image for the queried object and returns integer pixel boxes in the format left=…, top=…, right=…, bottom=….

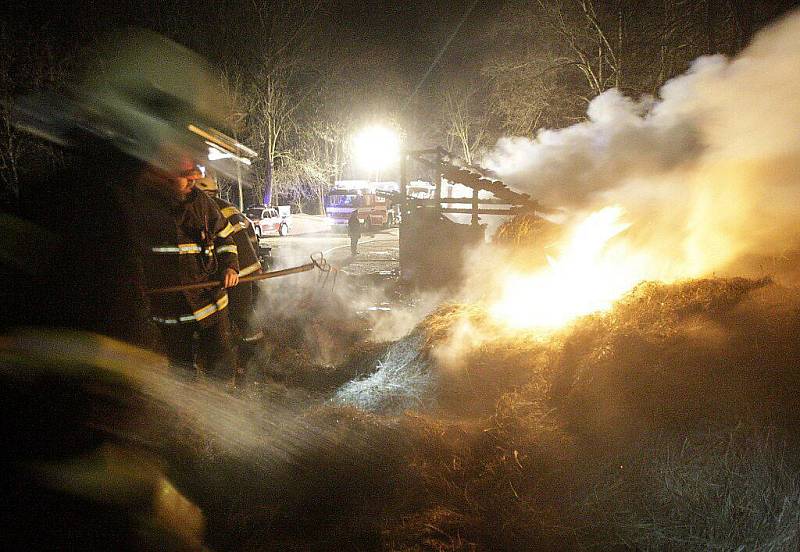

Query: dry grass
left=161, top=275, right=800, bottom=550
left=372, top=276, right=800, bottom=550
left=585, top=426, right=800, bottom=550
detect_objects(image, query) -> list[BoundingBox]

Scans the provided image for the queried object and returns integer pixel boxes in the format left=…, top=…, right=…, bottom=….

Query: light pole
left=229, top=112, right=247, bottom=211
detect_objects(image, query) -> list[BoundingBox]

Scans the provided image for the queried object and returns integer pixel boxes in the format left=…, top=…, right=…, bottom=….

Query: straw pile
left=163, top=274, right=800, bottom=550
left=374, top=275, right=800, bottom=550
left=494, top=213, right=560, bottom=269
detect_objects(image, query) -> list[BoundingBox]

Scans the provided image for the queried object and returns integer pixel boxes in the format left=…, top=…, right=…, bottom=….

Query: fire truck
left=325, top=189, right=397, bottom=230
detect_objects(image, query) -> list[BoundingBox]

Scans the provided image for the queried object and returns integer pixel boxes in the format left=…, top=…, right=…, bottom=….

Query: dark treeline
left=2, top=0, right=797, bottom=210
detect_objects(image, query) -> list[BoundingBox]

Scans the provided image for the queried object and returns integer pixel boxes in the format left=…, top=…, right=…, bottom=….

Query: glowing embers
left=491, top=206, right=648, bottom=331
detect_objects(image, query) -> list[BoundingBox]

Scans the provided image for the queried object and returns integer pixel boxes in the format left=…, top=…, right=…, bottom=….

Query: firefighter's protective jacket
left=211, top=197, right=261, bottom=278
left=5, top=147, right=157, bottom=348
left=127, top=185, right=239, bottom=327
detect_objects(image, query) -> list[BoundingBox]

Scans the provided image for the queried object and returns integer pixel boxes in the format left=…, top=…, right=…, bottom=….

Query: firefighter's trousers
left=227, top=282, right=264, bottom=370
left=158, top=314, right=237, bottom=380
left=227, top=282, right=257, bottom=337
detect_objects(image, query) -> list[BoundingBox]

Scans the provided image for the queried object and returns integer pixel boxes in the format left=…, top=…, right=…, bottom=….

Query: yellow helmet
left=14, top=28, right=231, bottom=177
left=194, top=177, right=219, bottom=193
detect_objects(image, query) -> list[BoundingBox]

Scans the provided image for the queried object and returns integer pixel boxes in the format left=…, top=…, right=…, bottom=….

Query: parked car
left=245, top=206, right=290, bottom=237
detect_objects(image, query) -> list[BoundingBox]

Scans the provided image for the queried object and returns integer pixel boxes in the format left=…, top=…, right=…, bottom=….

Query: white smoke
left=487, top=87, right=704, bottom=207
left=485, top=10, right=800, bottom=275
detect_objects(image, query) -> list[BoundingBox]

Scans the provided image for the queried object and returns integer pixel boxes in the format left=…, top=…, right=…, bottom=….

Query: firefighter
left=0, top=136, right=156, bottom=348
left=7, top=28, right=240, bottom=349
left=126, top=165, right=241, bottom=381
left=0, top=29, right=227, bottom=550
left=0, top=331, right=207, bottom=551
left=194, top=176, right=265, bottom=369
left=348, top=209, right=362, bottom=255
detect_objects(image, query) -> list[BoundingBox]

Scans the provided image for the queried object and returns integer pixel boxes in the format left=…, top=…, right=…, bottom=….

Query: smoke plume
left=486, top=10, right=800, bottom=278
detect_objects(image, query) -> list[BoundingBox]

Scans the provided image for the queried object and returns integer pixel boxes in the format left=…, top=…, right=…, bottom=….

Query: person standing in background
left=348, top=210, right=361, bottom=256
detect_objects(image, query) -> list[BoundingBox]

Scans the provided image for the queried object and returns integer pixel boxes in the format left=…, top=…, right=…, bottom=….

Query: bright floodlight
left=353, top=125, right=400, bottom=173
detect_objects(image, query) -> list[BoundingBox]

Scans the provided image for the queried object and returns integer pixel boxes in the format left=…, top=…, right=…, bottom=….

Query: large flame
left=490, top=206, right=655, bottom=331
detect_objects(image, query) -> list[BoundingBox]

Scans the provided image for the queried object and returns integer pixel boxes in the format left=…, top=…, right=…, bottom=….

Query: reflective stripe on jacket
left=238, top=260, right=261, bottom=277
left=211, top=197, right=261, bottom=277
left=152, top=293, right=229, bottom=324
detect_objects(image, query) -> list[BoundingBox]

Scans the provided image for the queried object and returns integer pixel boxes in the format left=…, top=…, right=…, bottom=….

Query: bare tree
left=440, top=82, right=490, bottom=165
left=243, top=61, right=311, bottom=205
left=212, top=0, right=331, bottom=207
left=0, top=24, right=68, bottom=203
left=482, top=0, right=775, bottom=135
left=301, top=118, right=347, bottom=213
left=532, top=0, right=624, bottom=97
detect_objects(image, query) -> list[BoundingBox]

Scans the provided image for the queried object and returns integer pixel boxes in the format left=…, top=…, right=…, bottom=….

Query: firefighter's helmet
left=194, top=177, right=219, bottom=194
left=14, top=28, right=231, bottom=177
left=76, top=29, right=231, bottom=175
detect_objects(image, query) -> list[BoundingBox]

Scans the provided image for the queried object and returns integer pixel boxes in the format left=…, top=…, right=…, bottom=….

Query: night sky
left=5, top=0, right=499, bottom=83
left=5, top=0, right=799, bottom=151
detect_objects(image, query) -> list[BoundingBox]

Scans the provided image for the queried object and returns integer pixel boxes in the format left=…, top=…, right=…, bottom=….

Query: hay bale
left=545, top=276, right=800, bottom=441
left=494, top=213, right=557, bottom=248
left=494, top=214, right=561, bottom=269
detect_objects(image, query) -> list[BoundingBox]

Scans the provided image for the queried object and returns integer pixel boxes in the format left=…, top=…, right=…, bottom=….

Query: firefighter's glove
left=223, top=268, right=239, bottom=288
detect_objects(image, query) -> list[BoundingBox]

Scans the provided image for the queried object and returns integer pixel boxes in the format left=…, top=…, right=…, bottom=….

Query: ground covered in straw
left=164, top=275, right=800, bottom=551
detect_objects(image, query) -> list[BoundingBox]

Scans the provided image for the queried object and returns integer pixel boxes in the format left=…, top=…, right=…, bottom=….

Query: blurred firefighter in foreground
left=0, top=28, right=257, bottom=549
left=195, top=176, right=264, bottom=369
left=0, top=331, right=206, bottom=551
left=124, top=165, right=241, bottom=381
left=0, top=118, right=155, bottom=346
left=8, top=26, right=251, bottom=347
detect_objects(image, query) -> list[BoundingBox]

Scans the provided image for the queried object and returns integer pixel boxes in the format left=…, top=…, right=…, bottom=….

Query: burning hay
left=57, top=273, right=800, bottom=550
left=54, top=158, right=800, bottom=550
left=549, top=276, right=800, bottom=441
left=403, top=275, right=799, bottom=434
left=333, top=333, right=434, bottom=413
left=493, top=213, right=560, bottom=269
left=253, top=285, right=391, bottom=398
left=494, top=213, right=551, bottom=247
left=364, top=276, right=800, bottom=550
left=333, top=302, right=546, bottom=416
left=205, top=9, right=800, bottom=540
